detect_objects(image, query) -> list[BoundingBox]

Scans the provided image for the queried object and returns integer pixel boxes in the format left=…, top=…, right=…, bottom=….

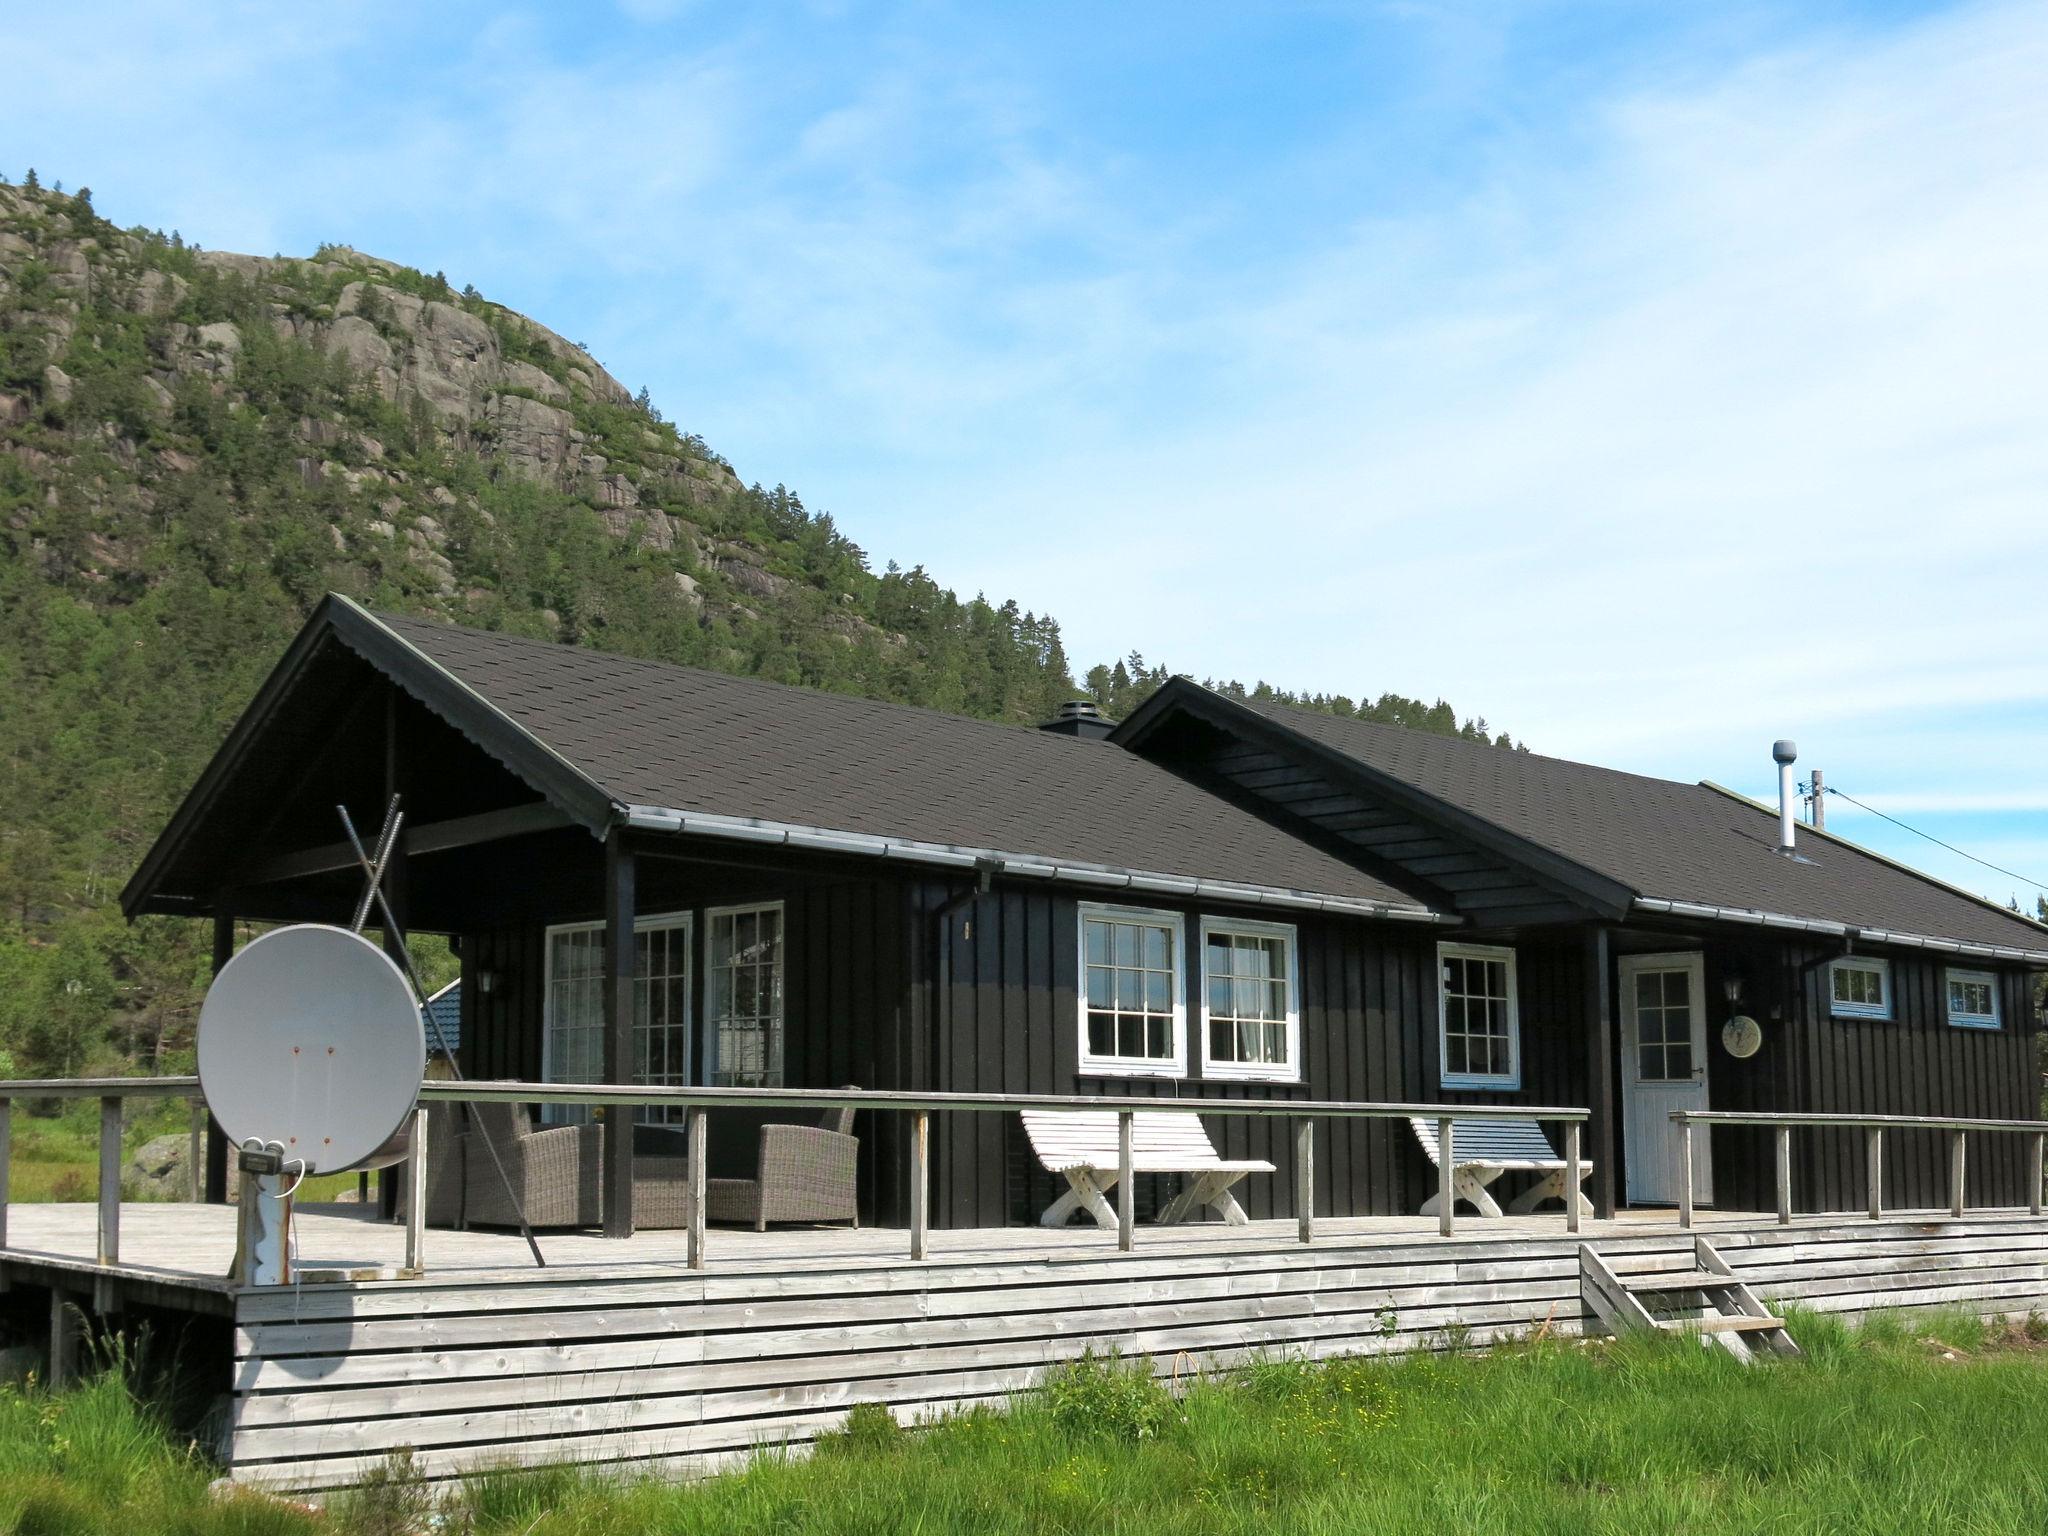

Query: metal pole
left=1295, top=1119, right=1313, bottom=1244
left=1775, top=1125, right=1792, bottom=1226
left=97, top=1096, right=122, bottom=1266
left=1117, top=1110, right=1135, bottom=1252
left=2029, top=1131, right=2044, bottom=1218
left=0, top=1098, right=11, bottom=1251
left=1678, top=1119, right=1694, bottom=1230
left=686, top=1107, right=707, bottom=1271
left=1437, top=1117, right=1455, bottom=1237
left=1564, top=1120, right=1581, bottom=1234
left=1866, top=1127, right=1883, bottom=1221
left=911, top=1110, right=929, bottom=1261
left=1949, top=1129, right=1966, bottom=1219
left=404, top=1108, right=428, bottom=1273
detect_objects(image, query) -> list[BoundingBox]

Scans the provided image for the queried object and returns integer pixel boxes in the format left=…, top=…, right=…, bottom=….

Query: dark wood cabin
left=123, top=595, right=2048, bottom=1230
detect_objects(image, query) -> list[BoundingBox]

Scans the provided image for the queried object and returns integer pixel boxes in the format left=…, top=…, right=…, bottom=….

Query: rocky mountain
left=0, top=175, right=1505, bottom=1077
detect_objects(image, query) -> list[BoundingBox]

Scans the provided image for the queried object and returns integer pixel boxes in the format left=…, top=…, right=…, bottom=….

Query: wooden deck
left=6, top=1201, right=2048, bottom=1491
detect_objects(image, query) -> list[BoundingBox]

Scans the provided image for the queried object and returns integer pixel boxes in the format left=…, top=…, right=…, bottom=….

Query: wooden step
left=1663, top=1315, right=1788, bottom=1334
left=1623, top=1273, right=1741, bottom=1294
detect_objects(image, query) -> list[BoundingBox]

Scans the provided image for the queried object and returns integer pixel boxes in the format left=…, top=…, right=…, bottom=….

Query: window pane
left=1088, top=966, right=1112, bottom=1008
left=1143, top=926, right=1170, bottom=970
left=1114, top=923, right=1138, bottom=966
left=1210, top=1019, right=1235, bottom=1061
left=1089, top=1013, right=1115, bottom=1056
left=1087, top=920, right=1111, bottom=965
left=1146, top=970, right=1171, bottom=1014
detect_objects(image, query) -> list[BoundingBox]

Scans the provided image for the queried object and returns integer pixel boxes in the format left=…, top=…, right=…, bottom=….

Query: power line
left=1815, top=784, right=2048, bottom=897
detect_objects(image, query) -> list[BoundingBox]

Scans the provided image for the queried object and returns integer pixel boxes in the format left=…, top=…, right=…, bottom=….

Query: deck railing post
left=910, top=1109, right=930, bottom=1261
left=686, top=1107, right=707, bottom=1271
left=1564, top=1120, right=1581, bottom=1234
left=0, top=1097, right=11, bottom=1250
left=1296, top=1119, right=1313, bottom=1244
left=187, top=1101, right=205, bottom=1203
left=404, top=1107, right=427, bottom=1274
left=1774, top=1125, right=1792, bottom=1226
left=2029, top=1131, right=2044, bottom=1218
left=1678, top=1118, right=1695, bottom=1230
left=1949, top=1129, right=1966, bottom=1219
left=97, top=1096, right=122, bottom=1266
left=1866, top=1127, right=1883, bottom=1221
left=1437, top=1117, right=1455, bottom=1237
left=1116, top=1110, right=1135, bottom=1253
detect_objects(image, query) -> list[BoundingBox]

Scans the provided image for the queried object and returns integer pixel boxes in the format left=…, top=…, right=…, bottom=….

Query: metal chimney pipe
left=1773, top=740, right=1798, bottom=852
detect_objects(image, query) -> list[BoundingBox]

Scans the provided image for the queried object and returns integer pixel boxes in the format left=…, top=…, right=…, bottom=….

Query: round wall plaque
left=1722, top=1015, right=1763, bottom=1059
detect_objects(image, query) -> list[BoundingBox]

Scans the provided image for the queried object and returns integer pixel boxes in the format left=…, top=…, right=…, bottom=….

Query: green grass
left=4, top=1312, right=2048, bottom=1534
left=5, top=1100, right=361, bottom=1205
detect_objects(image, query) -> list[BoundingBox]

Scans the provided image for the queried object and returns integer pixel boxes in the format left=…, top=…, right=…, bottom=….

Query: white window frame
left=1828, top=956, right=1892, bottom=1020
left=1198, top=916, right=1301, bottom=1083
left=1944, top=967, right=2001, bottom=1030
left=541, top=910, right=693, bottom=1123
left=705, top=900, right=787, bottom=1088
left=1437, top=941, right=1521, bottom=1091
left=1077, top=902, right=1187, bottom=1079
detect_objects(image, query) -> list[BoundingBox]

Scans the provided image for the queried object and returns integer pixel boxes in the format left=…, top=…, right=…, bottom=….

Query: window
left=1829, top=956, right=1891, bottom=1020
left=1200, top=918, right=1299, bottom=1082
left=1946, top=968, right=2000, bottom=1030
left=1079, top=905, right=1185, bottom=1077
left=542, top=912, right=692, bottom=1123
left=707, top=903, right=786, bottom=1087
left=1632, top=967, right=1696, bottom=1083
left=1438, top=943, right=1520, bottom=1089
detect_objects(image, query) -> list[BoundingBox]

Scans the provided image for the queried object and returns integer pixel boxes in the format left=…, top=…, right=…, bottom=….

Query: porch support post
left=1866, top=1128, right=1884, bottom=1221
left=204, top=911, right=234, bottom=1203
left=1582, top=927, right=1617, bottom=1220
left=601, top=830, right=637, bottom=1239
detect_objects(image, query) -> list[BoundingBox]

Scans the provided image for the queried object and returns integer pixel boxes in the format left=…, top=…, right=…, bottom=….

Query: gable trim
left=120, top=594, right=618, bottom=919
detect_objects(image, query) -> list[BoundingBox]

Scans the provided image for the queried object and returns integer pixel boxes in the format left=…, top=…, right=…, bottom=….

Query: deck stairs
left=1580, top=1236, right=1800, bottom=1362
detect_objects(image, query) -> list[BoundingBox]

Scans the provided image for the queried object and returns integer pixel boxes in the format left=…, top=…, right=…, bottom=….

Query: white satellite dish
left=198, top=924, right=426, bottom=1174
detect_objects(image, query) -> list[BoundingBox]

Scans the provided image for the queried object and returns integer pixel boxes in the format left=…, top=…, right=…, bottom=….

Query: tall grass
left=3, top=1310, right=2046, bottom=1534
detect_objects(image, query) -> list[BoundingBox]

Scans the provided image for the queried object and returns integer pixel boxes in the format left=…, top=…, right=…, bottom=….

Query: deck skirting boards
left=224, top=1213, right=2048, bottom=1491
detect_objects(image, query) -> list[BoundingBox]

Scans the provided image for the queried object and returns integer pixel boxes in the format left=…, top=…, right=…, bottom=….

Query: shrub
left=1038, top=1352, right=1176, bottom=1443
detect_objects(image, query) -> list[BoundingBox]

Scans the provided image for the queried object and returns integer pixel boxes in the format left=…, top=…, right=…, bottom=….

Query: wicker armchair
left=395, top=1102, right=468, bottom=1228
left=705, top=1098, right=860, bottom=1230
left=459, top=1102, right=695, bottom=1230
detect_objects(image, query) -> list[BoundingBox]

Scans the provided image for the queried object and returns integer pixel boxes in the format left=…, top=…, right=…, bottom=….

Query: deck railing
left=0, top=1077, right=1589, bottom=1277
left=1670, top=1109, right=2048, bottom=1229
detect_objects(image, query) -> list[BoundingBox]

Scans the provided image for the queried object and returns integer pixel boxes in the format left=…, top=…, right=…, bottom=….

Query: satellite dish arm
left=340, top=801, right=547, bottom=1270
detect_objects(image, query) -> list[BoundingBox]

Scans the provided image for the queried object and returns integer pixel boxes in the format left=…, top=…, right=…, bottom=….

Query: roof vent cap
left=1040, top=699, right=1116, bottom=740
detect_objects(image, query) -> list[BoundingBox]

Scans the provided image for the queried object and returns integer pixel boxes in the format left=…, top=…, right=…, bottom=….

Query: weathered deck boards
left=5, top=1202, right=2047, bottom=1490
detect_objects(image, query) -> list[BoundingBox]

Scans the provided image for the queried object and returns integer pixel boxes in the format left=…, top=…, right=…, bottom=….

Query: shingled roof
left=359, top=605, right=1437, bottom=918
left=1169, top=690, right=2048, bottom=959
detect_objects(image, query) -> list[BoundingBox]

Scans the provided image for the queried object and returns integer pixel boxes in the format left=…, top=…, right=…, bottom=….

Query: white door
left=1619, top=952, right=1711, bottom=1205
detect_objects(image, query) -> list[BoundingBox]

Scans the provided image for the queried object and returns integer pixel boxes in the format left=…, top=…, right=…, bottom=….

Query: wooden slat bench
left=1409, top=1115, right=1591, bottom=1218
left=1022, top=1111, right=1276, bottom=1229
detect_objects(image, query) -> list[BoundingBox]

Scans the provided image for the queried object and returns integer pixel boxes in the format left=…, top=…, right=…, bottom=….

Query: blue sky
left=7, top=0, right=2045, bottom=914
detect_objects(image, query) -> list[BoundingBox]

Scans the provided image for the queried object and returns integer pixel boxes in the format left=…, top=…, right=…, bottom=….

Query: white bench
left=1409, top=1116, right=1591, bottom=1218
left=1022, top=1110, right=1275, bottom=1229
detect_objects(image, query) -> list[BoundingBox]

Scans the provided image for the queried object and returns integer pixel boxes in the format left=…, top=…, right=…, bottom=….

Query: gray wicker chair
left=459, top=1102, right=694, bottom=1230
left=394, top=1102, right=468, bottom=1228
left=705, top=1096, right=860, bottom=1230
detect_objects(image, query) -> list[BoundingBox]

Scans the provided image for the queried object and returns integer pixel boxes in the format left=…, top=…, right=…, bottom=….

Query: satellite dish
left=1722, top=1015, right=1763, bottom=1059
left=198, top=924, right=426, bottom=1174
